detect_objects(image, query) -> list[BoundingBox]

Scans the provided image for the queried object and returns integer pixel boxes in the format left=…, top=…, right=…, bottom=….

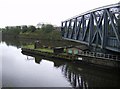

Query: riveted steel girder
left=61, top=3, right=120, bottom=52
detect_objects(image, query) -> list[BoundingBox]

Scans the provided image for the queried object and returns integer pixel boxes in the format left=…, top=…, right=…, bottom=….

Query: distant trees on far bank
left=2, top=25, right=37, bottom=35
left=1, top=24, right=62, bottom=40
left=41, top=24, right=55, bottom=33
left=2, top=24, right=59, bottom=34
left=2, top=26, right=21, bottom=36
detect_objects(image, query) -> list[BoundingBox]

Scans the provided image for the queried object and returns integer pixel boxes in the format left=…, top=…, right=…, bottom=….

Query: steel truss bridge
left=61, top=3, right=120, bottom=53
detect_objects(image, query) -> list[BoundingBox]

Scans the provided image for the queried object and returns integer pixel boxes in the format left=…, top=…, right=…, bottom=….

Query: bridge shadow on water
left=22, top=51, right=120, bottom=88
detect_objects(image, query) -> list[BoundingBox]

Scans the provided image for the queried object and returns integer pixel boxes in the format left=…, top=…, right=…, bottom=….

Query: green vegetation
left=1, top=24, right=62, bottom=40
left=23, top=44, right=34, bottom=49
left=41, top=24, right=54, bottom=33
left=23, top=44, right=53, bottom=53
left=2, top=26, right=21, bottom=37
left=35, top=48, right=53, bottom=53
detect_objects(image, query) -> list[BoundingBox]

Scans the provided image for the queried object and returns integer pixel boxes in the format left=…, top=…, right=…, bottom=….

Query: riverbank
left=22, top=49, right=120, bottom=73
left=22, top=47, right=120, bottom=71
left=3, top=33, right=120, bottom=70
left=22, top=45, right=78, bottom=61
left=22, top=44, right=120, bottom=70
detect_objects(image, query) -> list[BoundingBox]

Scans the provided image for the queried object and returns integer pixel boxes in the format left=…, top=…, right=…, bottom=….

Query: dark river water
left=1, top=38, right=120, bottom=88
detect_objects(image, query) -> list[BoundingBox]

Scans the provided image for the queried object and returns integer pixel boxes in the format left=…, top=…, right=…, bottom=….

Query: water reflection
left=22, top=52, right=120, bottom=88
left=61, top=63, right=120, bottom=88
left=22, top=51, right=65, bottom=67
left=2, top=36, right=80, bottom=49
left=2, top=36, right=33, bottom=48
left=2, top=43, right=72, bottom=87
left=2, top=37, right=120, bottom=88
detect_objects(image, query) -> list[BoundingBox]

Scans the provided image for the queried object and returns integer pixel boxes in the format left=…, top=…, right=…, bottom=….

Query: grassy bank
left=23, top=44, right=54, bottom=53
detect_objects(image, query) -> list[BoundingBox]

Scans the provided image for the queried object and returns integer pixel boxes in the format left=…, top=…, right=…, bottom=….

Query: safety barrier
left=78, top=51, right=119, bottom=61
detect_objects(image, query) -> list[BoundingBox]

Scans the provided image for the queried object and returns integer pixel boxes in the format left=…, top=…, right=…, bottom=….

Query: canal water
left=1, top=38, right=120, bottom=88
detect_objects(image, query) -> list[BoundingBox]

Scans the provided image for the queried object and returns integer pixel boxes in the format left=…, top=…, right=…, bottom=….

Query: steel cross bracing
left=61, top=3, right=120, bottom=53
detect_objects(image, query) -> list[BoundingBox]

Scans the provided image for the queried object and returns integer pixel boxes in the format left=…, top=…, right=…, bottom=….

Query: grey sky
left=0, top=0, right=119, bottom=27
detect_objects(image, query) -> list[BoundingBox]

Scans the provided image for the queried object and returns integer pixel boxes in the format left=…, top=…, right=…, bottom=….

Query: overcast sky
left=0, top=0, right=119, bottom=27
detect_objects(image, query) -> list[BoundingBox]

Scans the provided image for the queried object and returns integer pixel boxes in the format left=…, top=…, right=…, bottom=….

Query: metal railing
left=78, top=51, right=119, bottom=61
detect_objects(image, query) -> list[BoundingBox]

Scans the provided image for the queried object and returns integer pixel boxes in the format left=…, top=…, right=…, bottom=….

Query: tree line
left=2, top=24, right=55, bottom=34
left=1, top=24, right=62, bottom=40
